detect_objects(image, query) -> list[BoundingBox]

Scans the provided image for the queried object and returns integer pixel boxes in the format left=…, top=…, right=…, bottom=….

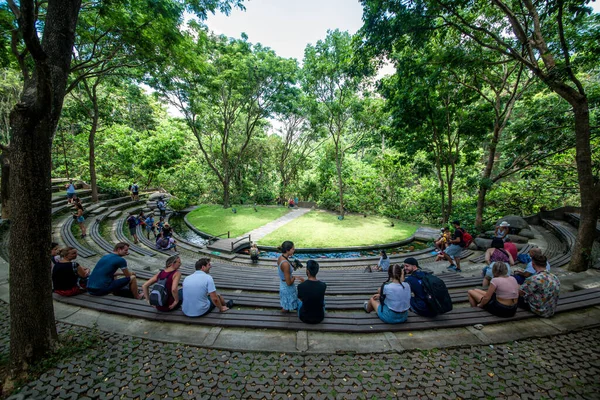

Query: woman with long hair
left=363, top=264, right=411, bottom=324
left=142, top=255, right=183, bottom=311
left=277, top=240, right=304, bottom=312
left=73, top=197, right=87, bottom=238
left=52, top=247, right=90, bottom=296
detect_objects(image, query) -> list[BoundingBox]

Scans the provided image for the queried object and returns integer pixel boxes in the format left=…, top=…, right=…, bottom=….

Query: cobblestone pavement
left=1, top=302, right=599, bottom=400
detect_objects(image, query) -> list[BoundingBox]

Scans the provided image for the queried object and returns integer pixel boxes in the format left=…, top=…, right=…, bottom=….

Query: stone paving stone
left=2, top=300, right=600, bottom=399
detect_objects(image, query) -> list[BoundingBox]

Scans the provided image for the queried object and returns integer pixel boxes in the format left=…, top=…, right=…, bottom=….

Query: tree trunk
left=568, top=99, right=599, bottom=272
left=222, top=178, right=230, bottom=208
left=89, top=95, right=99, bottom=202
left=475, top=125, right=501, bottom=231
left=8, top=0, right=82, bottom=373
left=335, top=150, right=344, bottom=217
left=1, top=153, right=9, bottom=220
left=9, top=102, right=58, bottom=372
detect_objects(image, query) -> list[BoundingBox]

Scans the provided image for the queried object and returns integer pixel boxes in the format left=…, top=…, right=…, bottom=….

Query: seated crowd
left=50, top=230, right=561, bottom=324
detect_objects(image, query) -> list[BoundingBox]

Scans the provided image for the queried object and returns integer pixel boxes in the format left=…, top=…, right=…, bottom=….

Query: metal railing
left=231, top=235, right=251, bottom=251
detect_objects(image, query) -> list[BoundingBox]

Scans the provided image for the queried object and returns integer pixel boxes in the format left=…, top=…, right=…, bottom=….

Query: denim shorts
left=377, top=304, right=408, bottom=324
left=445, top=244, right=463, bottom=258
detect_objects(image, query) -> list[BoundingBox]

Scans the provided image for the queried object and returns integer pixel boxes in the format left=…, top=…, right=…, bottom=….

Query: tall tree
left=302, top=30, right=369, bottom=217
left=359, top=0, right=600, bottom=270
left=3, top=0, right=245, bottom=375
left=153, top=31, right=298, bottom=207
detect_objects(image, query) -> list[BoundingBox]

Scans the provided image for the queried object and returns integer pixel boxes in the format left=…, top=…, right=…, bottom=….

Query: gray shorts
left=445, top=244, right=463, bottom=258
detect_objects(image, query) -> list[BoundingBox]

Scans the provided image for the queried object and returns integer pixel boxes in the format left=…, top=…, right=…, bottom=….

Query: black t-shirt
left=52, top=261, right=79, bottom=291
left=452, top=228, right=465, bottom=247
left=297, top=280, right=327, bottom=324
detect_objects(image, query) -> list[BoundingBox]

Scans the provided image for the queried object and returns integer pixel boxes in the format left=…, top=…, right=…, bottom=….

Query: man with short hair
left=182, top=258, right=233, bottom=317
left=297, top=260, right=327, bottom=324
left=443, top=220, right=465, bottom=272
left=126, top=212, right=140, bottom=244
left=88, top=243, right=142, bottom=299
left=514, top=247, right=551, bottom=284
left=403, top=257, right=437, bottom=317
left=130, top=181, right=139, bottom=201
left=518, top=254, right=560, bottom=317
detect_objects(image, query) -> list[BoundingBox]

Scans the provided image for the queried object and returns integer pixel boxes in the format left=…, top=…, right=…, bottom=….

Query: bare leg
left=468, top=289, right=486, bottom=307
left=482, top=276, right=490, bottom=288
left=130, top=275, right=142, bottom=299
left=366, top=295, right=380, bottom=313
left=455, top=257, right=462, bottom=270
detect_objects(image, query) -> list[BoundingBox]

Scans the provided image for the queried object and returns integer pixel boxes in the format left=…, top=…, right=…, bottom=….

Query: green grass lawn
left=258, top=210, right=418, bottom=248
left=186, top=205, right=291, bottom=238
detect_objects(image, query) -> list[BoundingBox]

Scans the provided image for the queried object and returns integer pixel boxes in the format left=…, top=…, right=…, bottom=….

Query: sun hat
left=499, top=221, right=510, bottom=227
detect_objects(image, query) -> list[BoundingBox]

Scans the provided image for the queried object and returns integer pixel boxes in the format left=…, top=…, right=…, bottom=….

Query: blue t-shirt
left=66, top=184, right=76, bottom=194
left=88, top=253, right=128, bottom=290
left=404, top=271, right=437, bottom=317
left=525, top=261, right=551, bottom=275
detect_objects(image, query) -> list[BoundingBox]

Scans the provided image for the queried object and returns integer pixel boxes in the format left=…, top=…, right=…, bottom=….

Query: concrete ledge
left=52, top=300, right=600, bottom=355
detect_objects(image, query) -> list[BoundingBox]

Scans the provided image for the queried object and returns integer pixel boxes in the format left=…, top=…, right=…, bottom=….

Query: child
left=250, top=242, right=259, bottom=263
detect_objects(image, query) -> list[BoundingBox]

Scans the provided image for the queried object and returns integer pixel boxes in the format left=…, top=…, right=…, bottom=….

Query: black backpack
left=149, top=270, right=173, bottom=307
left=420, top=272, right=453, bottom=315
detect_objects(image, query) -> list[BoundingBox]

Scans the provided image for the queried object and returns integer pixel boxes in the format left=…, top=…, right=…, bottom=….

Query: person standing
left=129, top=182, right=139, bottom=201
left=277, top=241, right=304, bottom=312
left=73, top=197, right=87, bottom=238
left=182, top=258, right=233, bottom=317
left=297, top=260, right=327, bottom=324
left=87, top=242, right=142, bottom=299
left=126, top=212, right=139, bottom=244
left=65, top=180, right=76, bottom=204
left=443, top=220, right=466, bottom=272
left=157, top=198, right=167, bottom=217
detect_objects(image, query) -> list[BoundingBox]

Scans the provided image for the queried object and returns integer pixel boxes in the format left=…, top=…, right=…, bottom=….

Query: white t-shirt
left=383, top=282, right=411, bottom=313
left=182, top=271, right=216, bottom=317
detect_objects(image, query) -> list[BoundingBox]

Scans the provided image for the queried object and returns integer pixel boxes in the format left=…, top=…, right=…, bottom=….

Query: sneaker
left=226, top=300, right=234, bottom=308
left=364, top=266, right=372, bottom=273
left=447, top=265, right=457, bottom=271
left=363, top=301, right=369, bottom=313
left=455, top=268, right=462, bottom=273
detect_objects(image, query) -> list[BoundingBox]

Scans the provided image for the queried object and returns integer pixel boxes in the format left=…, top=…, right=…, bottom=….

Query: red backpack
left=460, top=229, right=473, bottom=248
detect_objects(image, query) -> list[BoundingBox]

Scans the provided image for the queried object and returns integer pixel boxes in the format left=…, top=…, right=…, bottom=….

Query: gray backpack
left=149, top=270, right=173, bottom=307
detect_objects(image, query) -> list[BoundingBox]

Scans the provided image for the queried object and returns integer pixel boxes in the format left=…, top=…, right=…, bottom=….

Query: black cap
left=403, top=257, right=419, bottom=267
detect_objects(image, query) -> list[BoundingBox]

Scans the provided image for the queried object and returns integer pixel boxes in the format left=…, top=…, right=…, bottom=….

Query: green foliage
left=168, top=197, right=189, bottom=211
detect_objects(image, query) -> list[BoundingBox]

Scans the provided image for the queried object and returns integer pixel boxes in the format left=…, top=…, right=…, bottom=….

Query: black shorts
left=484, top=294, right=517, bottom=318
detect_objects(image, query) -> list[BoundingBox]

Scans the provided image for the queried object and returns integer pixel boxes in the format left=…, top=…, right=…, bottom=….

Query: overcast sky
left=204, top=0, right=600, bottom=64
left=204, top=0, right=365, bottom=63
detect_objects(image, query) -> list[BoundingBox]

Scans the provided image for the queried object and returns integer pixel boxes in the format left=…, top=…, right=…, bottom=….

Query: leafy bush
left=168, top=197, right=189, bottom=211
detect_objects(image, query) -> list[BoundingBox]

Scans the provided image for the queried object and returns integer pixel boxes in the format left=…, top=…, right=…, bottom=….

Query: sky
left=204, top=0, right=365, bottom=63
left=203, top=0, right=600, bottom=64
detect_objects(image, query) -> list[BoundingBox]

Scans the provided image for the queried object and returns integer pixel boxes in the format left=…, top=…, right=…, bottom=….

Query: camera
left=292, top=259, right=304, bottom=271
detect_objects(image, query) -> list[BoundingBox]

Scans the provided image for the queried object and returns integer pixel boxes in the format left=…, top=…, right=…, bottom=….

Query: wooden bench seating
left=60, top=216, right=97, bottom=258
left=542, top=219, right=577, bottom=268
left=115, top=217, right=156, bottom=257
left=565, top=213, right=600, bottom=237
left=89, top=214, right=116, bottom=254
left=53, top=288, right=600, bottom=333
left=130, top=263, right=483, bottom=295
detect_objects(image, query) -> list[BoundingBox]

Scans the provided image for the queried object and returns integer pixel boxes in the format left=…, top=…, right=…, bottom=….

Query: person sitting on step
left=482, top=238, right=514, bottom=288
left=297, top=260, right=327, bottom=324
left=87, top=242, right=143, bottom=299
left=513, top=248, right=551, bottom=285
left=52, top=247, right=90, bottom=297
left=366, top=250, right=390, bottom=272
left=142, top=255, right=183, bottom=311
left=518, top=254, right=560, bottom=318
left=364, top=264, right=411, bottom=324
left=182, top=258, right=233, bottom=317
left=468, top=262, right=519, bottom=318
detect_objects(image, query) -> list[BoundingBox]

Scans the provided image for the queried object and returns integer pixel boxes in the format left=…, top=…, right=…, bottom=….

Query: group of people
left=51, top=229, right=561, bottom=325
left=126, top=211, right=176, bottom=251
